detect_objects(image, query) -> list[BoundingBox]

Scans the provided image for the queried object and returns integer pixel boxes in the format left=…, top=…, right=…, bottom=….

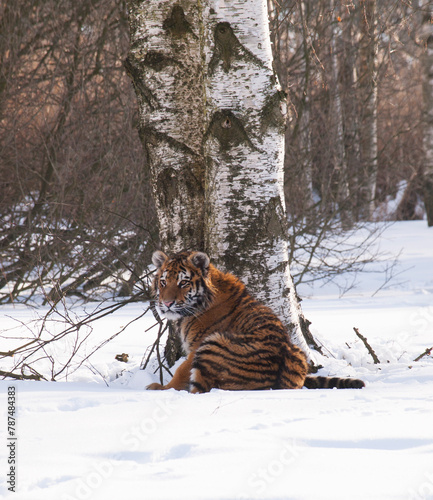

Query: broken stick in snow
left=413, top=347, right=433, bottom=362
left=354, top=327, right=380, bottom=364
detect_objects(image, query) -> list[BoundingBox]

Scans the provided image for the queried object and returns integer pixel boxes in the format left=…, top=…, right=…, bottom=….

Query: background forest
left=0, top=0, right=428, bottom=304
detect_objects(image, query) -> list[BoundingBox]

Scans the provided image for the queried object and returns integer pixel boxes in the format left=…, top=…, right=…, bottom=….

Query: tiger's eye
left=160, top=279, right=166, bottom=287
left=179, top=280, right=190, bottom=288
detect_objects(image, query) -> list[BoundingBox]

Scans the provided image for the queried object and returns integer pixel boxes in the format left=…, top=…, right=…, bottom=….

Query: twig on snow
left=354, top=327, right=380, bottom=364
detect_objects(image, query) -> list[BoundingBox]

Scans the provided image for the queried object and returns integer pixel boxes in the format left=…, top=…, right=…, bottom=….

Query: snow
left=1, top=221, right=433, bottom=500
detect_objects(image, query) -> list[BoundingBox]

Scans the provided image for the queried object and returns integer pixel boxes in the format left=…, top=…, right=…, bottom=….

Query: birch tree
left=126, top=0, right=316, bottom=359
left=421, top=0, right=433, bottom=226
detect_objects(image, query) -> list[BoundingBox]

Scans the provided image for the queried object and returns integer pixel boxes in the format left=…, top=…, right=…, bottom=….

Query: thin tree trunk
left=421, top=1, right=433, bottom=226
left=359, top=0, right=378, bottom=219
left=342, top=7, right=362, bottom=220
left=330, top=0, right=351, bottom=226
left=298, top=0, right=315, bottom=212
left=126, top=0, right=317, bottom=361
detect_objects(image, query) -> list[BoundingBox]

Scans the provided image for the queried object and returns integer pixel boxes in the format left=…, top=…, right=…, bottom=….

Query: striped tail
left=304, top=375, right=365, bottom=389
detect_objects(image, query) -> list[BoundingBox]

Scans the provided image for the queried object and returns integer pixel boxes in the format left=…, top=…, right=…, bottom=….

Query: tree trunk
left=421, top=1, right=433, bottom=226
left=298, top=0, right=315, bottom=212
left=126, top=0, right=316, bottom=362
left=342, top=7, right=362, bottom=220
left=330, top=0, right=351, bottom=226
left=359, top=0, right=378, bottom=219
left=125, top=1, right=206, bottom=252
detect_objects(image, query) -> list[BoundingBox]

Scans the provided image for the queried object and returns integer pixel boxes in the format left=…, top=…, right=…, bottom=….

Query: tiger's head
left=152, top=250, right=215, bottom=320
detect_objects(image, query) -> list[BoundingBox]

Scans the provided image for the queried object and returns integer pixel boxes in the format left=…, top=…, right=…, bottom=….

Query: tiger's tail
left=304, top=375, right=365, bottom=389
left=278, top=339, right=365, bottom=389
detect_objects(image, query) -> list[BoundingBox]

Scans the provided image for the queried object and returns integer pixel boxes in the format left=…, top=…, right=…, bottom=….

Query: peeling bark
left=126, top=0, right=315, bottom=360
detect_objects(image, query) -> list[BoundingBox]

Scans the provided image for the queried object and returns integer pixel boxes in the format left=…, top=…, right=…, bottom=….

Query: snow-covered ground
left=1, top=221, right=433, bottom=500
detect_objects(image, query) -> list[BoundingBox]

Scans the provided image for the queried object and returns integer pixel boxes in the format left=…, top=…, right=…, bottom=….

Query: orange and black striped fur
left=148, top=250, right=364, bottom=393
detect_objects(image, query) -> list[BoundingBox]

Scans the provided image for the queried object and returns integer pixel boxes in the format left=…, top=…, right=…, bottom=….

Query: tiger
left=148, top=250, right=365, bottom=393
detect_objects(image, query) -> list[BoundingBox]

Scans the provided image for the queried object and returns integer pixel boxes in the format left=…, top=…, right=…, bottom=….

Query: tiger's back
left=185, top=273, right=309, bottom=392
left=150, top=250, right=364, bottom=393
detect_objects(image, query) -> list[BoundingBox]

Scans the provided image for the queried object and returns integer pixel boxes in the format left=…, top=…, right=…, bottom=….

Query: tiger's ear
left=152, top=250, right=168, bottom=269
left=189, top=251, right=210, bottom=274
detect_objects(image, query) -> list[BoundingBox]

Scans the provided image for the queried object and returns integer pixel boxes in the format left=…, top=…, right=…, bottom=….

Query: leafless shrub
left=0, top=0, right=157, bottom=304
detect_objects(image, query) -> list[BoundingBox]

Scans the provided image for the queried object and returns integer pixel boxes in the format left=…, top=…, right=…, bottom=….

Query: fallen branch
left=354, top=327, right=380, bottom=364
left=413, top=347, right=433, bottom=362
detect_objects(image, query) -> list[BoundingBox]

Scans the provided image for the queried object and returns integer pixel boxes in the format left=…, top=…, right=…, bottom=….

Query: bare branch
left=413, top=347, right=433, bottom=362
left=354, top=327, right=380, bottom=364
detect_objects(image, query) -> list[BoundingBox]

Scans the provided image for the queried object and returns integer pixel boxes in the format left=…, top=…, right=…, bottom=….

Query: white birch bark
left=127, top=0, right=315, bottom=359
left=203, top=0, right=312, bottom=356
left=421, top=0, right=433, bottom=226
left=125, top=1, right=206, bottom=252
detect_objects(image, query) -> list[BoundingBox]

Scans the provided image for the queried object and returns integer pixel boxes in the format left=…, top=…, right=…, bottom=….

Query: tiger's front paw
left=146, top=382, right=164, bottom=390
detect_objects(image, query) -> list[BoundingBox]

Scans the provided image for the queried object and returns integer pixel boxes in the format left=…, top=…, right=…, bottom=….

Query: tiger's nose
left=163, top=300, right=174, bottom=308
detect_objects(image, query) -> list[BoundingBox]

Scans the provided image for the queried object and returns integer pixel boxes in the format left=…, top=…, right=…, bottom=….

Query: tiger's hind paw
left=146, top=382, right=164, bottom=390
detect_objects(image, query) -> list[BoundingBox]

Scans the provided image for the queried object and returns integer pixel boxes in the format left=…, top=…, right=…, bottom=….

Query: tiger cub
left=148, top=250, right=365, bottom=393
